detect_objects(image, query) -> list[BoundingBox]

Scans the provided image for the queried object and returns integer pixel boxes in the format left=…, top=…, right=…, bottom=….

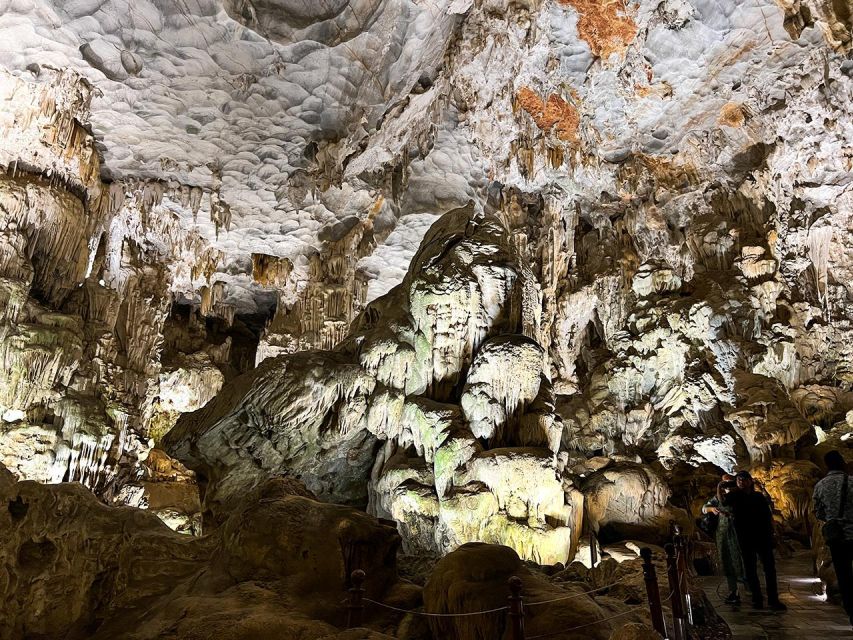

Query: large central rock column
left=166, top=205, right=581, bottom=563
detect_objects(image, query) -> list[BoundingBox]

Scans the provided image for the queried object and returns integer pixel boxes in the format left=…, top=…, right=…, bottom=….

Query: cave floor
left=698, top=550, right=853, bottom=639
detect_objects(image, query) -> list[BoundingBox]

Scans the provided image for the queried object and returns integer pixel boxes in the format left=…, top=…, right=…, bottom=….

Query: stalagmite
left=0, top=68, right=228, bottom=509
left=166, top=208, right=582, bottom=562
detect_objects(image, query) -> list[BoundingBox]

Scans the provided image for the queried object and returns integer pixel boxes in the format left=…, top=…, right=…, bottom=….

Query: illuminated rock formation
left=114, top=448, right=204, bottom=535
left=1, top=0, right=853, bottom=588
left=0, top=68, right=227, bottom=527
left=167, top=206, right=586, bottom=563
left=256, top=214, right=371, bottom=362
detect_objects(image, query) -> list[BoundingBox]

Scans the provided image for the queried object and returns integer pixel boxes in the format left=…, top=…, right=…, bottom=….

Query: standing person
left=703, top=474, right=744, bottom=604
left=723, top=470, right=787, bottom=611
left=813, top=450, right=853, bottom=626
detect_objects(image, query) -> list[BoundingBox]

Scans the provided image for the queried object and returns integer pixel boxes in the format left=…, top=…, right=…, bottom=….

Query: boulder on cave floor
left=0, top=464, right=406, bottom=640
left=422, top=542, right=645, bottom=640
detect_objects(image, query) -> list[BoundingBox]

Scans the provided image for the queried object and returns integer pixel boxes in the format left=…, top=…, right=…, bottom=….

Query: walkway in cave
left=699, top=550, right=853, bottom=639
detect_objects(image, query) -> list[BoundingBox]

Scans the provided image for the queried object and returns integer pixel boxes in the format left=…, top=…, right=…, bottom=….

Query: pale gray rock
left=1, top=0, right=853, bottom=577
left=167, top=207, right=580, bottom=563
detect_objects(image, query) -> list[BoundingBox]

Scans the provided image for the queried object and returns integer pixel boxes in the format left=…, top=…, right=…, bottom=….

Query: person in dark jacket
left=723, top=470, right=786, bottom=611
left=813, top=450, right=853, bottom=626
left=703, top=474, right=744, bottom=604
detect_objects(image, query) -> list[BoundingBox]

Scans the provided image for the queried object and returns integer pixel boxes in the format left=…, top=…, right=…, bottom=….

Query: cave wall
left=0, top=68, right=231, bottom=507
left=0, top=0, right=852, bottom=561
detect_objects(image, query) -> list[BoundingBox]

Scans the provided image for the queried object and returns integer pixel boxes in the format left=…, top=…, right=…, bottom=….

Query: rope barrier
left=362, top=585, right=673, bottom=640
left=347, top=550, right=676, bottom=637
left=360, top=575, right=632, bottom=618
left=524, top=588, right=676, bottom=638
left=525, top=605, right=647, bottom=639
left=525, top=575, right=633, bottom=607
left=362, top=598, right=509, bottom=617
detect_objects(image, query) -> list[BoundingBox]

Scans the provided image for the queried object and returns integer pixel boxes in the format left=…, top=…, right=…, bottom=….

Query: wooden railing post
left=347, top=569, right=365, bottom=629
left=641, top=547, right=667, bottom=637
left=589, top=529, right=598, bottom=567
left=674, top=528, right=693, bottom=625
left=666, top=543, right=686, bottom=640
left=507, top=576, right=526, bottom=640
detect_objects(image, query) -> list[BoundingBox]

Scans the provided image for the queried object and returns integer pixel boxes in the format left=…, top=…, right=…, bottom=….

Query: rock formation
left=1, top=0, right=853, bottom=631
left=1, top=462, right=666, bottom=640
left=0, top=67, right=249, bottom=532
left=166, top=206, right=591, bottom=563
left=422, top=543, right=627, bottom=640
left=0, top=463, right=405, bottom=639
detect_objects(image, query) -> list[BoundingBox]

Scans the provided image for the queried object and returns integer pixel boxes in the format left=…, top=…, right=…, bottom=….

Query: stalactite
left=807, top=225, right=832, bottom=309
left=0, top=70, right=227, bottom=500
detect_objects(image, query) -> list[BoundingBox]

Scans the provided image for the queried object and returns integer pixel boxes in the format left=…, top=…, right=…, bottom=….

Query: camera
left=721, top=480, right=737, bottom=490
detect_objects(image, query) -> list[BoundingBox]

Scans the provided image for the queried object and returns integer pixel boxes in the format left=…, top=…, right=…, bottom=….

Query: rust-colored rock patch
left=558, top=0, right=638, bottom=59
left=516, top=87, right=580, bottom=142
left=718, top=101, right=746, bottom=127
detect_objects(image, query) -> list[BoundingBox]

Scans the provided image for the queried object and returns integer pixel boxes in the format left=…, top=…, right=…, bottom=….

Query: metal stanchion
left=507, top=576, right=526, bottom=640
left=666, top=543, right=687, bottom=640
left=641, top=547, right=667, bottom=638
left=347, top=569, right=365, bottom=629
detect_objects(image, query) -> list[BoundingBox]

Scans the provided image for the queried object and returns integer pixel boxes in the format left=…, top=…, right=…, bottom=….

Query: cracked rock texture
left=1, top=0, right=853, bottom=573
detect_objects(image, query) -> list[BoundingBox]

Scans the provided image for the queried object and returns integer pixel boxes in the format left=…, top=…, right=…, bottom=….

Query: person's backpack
left=698, top=510, right=719, bottom=537
left=822, top=474, right=849, bottom=544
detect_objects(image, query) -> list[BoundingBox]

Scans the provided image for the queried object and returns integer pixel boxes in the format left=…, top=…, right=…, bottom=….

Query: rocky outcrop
left=0, top=68, right=234, bottom=530
left=113, top=448, right=204, bottom=535
left=167, top=348, right=381, bottom=516
left=253, top=196, right=400, bottom=363
left=167, top=207, right=585, bottom=562
left=422, top=542, right=645, bottom=640
left=0, top=465, right=404, bottom=640
left=752, top=459, right=823, bottom=541
left=166, top=206, right=693, bottom=565
left=583, top=463, right=691, bottom=544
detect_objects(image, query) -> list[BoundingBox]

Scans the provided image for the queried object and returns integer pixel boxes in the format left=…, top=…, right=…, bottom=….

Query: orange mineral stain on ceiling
left=718, top=102, right=746, bottom=127
left=557, top=0, right=638, bottom=59
left=516, top=87, right=580, bottom=142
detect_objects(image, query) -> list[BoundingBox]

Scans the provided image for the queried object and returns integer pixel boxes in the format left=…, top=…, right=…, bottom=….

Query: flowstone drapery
left=166, top=206, right=588, bottom=563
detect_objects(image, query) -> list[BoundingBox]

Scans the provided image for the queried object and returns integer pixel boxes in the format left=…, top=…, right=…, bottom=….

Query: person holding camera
left=813, top=450, right=853, bottom=626
left=723, top=470, right=786, bottom=611
left=703, top=474, right=744, bottom=604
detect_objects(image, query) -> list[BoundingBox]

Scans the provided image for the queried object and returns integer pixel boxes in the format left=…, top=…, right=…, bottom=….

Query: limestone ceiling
left=1, top=0, right=850, bottom=312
